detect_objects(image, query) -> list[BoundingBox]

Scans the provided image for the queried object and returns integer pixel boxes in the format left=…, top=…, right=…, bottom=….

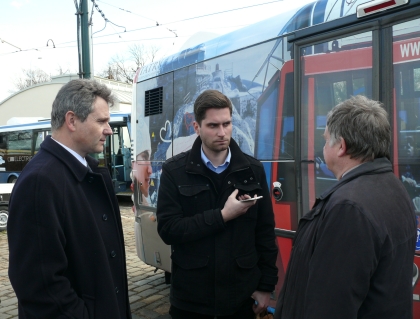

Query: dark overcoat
left=8, top=135, right=131, bottom=319
left=157, top=137, right=278, bottom=316
left=275, top=157, right=417, bottom=319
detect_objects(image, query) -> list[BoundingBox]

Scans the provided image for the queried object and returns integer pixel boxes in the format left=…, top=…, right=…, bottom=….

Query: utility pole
left=78, top=0, right=92, bottom=79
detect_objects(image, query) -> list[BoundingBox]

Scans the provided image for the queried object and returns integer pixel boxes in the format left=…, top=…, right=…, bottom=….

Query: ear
left=337, top=137, right=347, bottom=157
left=193, top=121, right=200, bottom=135
left=64, top=111, right=77, bottom=132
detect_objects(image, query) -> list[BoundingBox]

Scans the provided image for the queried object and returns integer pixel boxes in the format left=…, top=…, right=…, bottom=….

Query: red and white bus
left=131, top=0, right=420, bottom=314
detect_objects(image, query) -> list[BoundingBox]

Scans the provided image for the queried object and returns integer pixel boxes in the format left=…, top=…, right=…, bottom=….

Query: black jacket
left=275, top=157, right=417, bottom=319
left=157, top=136, right=278, bottom=316
left=8, top=136, right=131, bottom=319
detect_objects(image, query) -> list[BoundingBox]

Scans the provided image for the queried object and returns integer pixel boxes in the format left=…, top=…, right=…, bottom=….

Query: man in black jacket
left=8, top=79, right=131, bottom=319
left=156, top=89, right=278, bottom=319
left=275, top=95, right=417, bottom=319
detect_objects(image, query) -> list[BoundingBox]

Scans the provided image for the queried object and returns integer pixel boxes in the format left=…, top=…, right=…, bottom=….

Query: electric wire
left=0, top=0, right=283, bottom=56
left=93, top=0, right=283, bottom=39
left=95, top=0, right=158, bottom=24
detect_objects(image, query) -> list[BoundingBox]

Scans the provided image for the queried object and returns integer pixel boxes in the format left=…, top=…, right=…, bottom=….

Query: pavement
left=0, top=198, right=171, bottom=319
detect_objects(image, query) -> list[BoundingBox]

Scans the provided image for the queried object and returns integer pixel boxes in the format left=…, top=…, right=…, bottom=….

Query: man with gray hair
left=275, top=95, right=417, bottom=319
left=8, top=79, right=132, bottom=318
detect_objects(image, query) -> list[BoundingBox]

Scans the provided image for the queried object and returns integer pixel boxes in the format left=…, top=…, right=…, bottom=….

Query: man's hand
left=221, top=189, right=257, bottom=222
left=252, top=290, right=271, bottom=314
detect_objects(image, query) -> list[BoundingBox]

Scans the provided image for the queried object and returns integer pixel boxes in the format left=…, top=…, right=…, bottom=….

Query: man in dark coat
left=8, top=79, right=131, bottom=319
left=275, top=95, right=417, bottom=319
left=156, top=90, right=278, bottom=319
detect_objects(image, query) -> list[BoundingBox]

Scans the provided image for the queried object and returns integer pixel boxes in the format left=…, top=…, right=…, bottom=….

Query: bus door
left=97, top=122, right=132, bottom=195
left=392, top=18, right=420, bottom=310
left=297, top=17, right=420, bottom=314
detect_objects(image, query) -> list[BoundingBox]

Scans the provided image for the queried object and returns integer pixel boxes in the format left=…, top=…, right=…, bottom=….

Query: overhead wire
left=93, top=0, right=283, bottom=39
left=1, top=0, right=283, bottom=55
left=95, top=0, right=159, bottom=24
left=91, top=0, right=126, bottom=36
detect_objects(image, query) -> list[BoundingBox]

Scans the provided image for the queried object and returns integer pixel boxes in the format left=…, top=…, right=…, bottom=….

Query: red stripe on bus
left=364, top=0, right=396, bottom=13
left=307, top=77, right=316, bottom=208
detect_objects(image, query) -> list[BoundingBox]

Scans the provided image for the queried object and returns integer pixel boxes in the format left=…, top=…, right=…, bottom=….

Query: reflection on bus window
left=394, top=19, right=420, bottom=230
left=300, top=31, right=373, bottom=210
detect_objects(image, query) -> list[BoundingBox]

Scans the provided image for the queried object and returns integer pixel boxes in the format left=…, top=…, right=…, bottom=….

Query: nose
left=104, top=123, right=113, bottom=135
left=217, top=125, right=226, bottom=137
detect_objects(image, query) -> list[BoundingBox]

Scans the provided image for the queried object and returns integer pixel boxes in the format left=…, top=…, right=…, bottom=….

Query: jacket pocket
left=233, top=182, right=262, bottom=220
left=170, top=251, right=212, bottom=302
left=233, top=182, right=263, bottom=195
left=234, top=251, right=261, bottom=298
left=235, top=251, right=259, bottom=269
left=177, top=184, right=211, bottom=216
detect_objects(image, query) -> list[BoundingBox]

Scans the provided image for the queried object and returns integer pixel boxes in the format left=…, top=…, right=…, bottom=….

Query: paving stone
left=142, top=294, right=165, bottom=305
left=137, top=288, right=160, bottom=299
left=133, top=307, right=162, bottom=319
left=154, top=303, right=171, bottom=315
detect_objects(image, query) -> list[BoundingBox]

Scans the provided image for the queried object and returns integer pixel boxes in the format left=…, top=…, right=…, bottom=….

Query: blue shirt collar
left=201, top=147, right=231, bottom=174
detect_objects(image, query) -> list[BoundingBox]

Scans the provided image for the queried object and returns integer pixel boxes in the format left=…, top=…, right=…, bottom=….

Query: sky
left=0, top=0, right=315, bottom=103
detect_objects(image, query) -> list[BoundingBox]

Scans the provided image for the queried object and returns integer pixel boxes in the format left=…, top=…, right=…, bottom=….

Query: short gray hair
left=51, top=79, right=114, bottom=131
left=326, top=95, right=390, bottom=162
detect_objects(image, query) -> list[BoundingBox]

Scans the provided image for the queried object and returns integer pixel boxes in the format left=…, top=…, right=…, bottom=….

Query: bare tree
left=55, top=65, right=72, bottom=76
left=13, top=68, right=51, bottom=90
left=98, top=44, right=159, bottom=83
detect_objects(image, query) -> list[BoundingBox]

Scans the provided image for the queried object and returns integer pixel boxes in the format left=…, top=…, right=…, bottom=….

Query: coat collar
left=303, top=157, right=393, bottom=219
left=185, top=136, right=251, bottom=174
left=41, top=135, right=99, bottom=182
left=319, top=157, right=393, bottom=201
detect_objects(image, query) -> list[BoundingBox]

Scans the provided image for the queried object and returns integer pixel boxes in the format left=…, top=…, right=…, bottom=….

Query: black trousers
left=169, top=299, right=255, bottom=319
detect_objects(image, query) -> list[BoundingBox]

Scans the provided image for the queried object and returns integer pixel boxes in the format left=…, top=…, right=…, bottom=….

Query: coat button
left=102, top=214, right=108, bottom=221
left=110, top=250, right=116, bottom=258
left=228, top=181, right=231, bottom=184
left=115, top=287, right=119, bottom=294
left=244, top=180, right=248, bottom=183
left=250, top=177, right=253, bottom=180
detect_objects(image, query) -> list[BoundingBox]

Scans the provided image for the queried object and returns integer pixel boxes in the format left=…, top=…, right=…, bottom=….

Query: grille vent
left=145, top=87, right=163, bottom=116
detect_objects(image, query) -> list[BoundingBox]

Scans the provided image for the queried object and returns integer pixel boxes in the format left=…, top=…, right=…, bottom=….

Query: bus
left=0, top=112, right=132, bottom=196
left=131, top=0, right=420, bottom=314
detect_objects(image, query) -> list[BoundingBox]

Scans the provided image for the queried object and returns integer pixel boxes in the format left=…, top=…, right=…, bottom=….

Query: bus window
left=7, top=130, right=32, bottom=171
left=393, top=18, right=420, bottom=260
left=0, top=112, right=131, bottom=191
left=34, top=130, right=50, bottom=155
left=256, top=68, right=294, bottom=160
left=168, top=37, right=287, bottom=159
left=300, top=31, right=373, bottom=210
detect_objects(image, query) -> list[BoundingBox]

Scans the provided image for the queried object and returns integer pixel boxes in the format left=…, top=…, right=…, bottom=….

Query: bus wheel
left=0, top=206, right=8, bottom=231
left=8, top=176, right=17, bottom=183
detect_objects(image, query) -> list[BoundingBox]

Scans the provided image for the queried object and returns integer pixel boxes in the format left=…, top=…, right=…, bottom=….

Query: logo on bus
left=8, top=156, right=32, bottom=162
left=0, top=156, right=4, bottom=165
left=394, top=39, right=420, bottom=63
